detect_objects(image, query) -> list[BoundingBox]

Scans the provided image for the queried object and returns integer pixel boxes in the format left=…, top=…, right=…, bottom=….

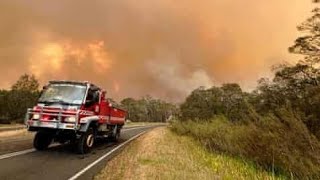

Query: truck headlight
left=32, top=114, right=40, bottom=120
left=65, top=116, right=77, bottom=123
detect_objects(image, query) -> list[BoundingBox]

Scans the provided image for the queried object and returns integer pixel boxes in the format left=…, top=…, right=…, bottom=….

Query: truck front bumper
left=27, top=120, right=78, bottom=130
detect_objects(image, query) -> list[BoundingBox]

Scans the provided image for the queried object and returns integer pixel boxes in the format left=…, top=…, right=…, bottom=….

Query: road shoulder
left=95, top=127, right=279, bottom=180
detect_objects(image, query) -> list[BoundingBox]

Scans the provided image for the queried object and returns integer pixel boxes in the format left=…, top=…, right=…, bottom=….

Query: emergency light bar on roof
left=48, top=80, right=101, bottom=90
left=49, top=80, right=88, bottom=86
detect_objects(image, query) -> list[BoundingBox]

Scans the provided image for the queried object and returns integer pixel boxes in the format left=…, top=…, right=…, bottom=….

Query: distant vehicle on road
left=25, top=81, right=126, bottom=154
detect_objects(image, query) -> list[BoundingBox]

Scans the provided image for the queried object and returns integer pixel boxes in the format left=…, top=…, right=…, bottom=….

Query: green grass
left=191, top=143, right=284, bottom=180
left=96, top=127, right=282, bottom=180
left=171, top=114, right=320, bottom=179
left=168, top=130, right=284, bottom=180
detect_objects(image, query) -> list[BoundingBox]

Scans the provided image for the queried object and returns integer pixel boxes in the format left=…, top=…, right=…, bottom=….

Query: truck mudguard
left=79, top=115, right=100, bottom=132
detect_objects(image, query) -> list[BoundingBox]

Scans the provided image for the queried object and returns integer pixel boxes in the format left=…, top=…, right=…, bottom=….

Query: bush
left=171, top=110, right=320, bottom=179
left=6, top=90, right=39, bottom=122
left=0, top=74, right=40, bottom=124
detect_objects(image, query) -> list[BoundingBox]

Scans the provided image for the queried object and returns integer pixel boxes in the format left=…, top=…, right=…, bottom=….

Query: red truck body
left=25, top=81, right=126, bottom=154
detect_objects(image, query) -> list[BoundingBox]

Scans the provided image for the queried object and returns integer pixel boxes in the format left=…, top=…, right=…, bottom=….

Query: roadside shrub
left=6, top=90, right=39, bottom=123
left=0, top=74, right=40, bottom=124
left=171, top=110, right=320, bottom=179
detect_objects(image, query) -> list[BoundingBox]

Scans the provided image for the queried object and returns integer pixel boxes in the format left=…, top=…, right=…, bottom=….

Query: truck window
left=86, top=89, right=99, bottom=104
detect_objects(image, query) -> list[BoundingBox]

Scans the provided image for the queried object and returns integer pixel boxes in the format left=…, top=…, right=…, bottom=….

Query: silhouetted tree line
left=173, top=3, right=320, bottom=178
left=0, top=74, right=40, bottom=124
left=180, top=60, right=320, bottom=138
left=0, top=74, right=177, bottom=124
left=120, top=96, right=177, bottom=122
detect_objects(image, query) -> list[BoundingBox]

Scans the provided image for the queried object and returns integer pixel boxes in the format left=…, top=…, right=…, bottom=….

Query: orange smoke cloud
left=113, top=81, right=120, bottom=94
left=29, top=39, right=112, bottom=80
left=0, top=0, right=315, bottom=102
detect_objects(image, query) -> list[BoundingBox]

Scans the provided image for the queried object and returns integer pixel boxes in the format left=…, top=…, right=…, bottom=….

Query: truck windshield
left=39, top=84, right=87, bottom=105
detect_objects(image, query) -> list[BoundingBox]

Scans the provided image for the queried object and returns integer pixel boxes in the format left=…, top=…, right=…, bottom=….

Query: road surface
left=0, top=125, right=159, bottom=180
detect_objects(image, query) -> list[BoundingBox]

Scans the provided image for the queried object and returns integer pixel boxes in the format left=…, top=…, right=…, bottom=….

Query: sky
left=0, top=0, right=316, bottom=102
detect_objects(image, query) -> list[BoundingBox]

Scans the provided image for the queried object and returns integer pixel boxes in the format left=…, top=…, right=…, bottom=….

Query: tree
left=180, top=86, right=219, bottom=121
left=284, top=1, right=320, bottom=137
left=180, top=84, right=256, bottom=122
left=120, top=97, right=176, bottom=122
left=11, top=74, right=39, bottom=92
left=289, top=5, right=320, bottom=65
left=121, top=98, right=139, bottom=121
left=0, top=90, right=9, bottom=123
left=6, top=74, right=40, bottom=122
left=220, top=84, right=246, bottom=121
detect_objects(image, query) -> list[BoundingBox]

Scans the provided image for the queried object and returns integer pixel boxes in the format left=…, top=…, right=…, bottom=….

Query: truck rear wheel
left=33, top=131, right=53, bottom=151
left=77, top=128, right=95, bottom=154
left=109, top=127, right=121, bottom=142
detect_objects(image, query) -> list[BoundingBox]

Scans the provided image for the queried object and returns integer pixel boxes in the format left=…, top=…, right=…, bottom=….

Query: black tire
left=33, top=131, right=52, bottom=151
left=77, top=128, right=95, bottom=154
left=109, top=127, right=121, bottom=142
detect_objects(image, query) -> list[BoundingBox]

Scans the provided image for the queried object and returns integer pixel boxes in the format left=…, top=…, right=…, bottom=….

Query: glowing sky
left=0, top=0, right=316, bottom=101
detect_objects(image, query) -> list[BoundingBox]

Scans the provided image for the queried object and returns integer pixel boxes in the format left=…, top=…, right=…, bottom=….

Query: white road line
left=68, top=131, right=147, bottom=180
left=0, top=149, right=35, bottom=160
left=0, top=126, right=151, bottom=161
left=0, top=142, right=62, bottom=160
left=122, top=126, right=149, bottom=132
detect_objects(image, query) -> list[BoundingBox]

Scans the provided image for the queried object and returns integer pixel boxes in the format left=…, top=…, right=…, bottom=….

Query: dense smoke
left=0, top=0, right=313, bottom=101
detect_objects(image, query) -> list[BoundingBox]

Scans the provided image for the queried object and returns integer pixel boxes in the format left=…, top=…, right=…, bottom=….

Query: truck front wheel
left=33, top=131, right=53, bottom=151
left=77, top=128, right=95, bottom=154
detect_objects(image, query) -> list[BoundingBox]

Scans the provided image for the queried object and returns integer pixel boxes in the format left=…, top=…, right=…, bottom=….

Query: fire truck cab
left=25, top=81, right=126, bottom=154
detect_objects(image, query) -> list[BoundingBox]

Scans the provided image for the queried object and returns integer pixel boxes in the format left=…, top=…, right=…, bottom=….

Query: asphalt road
left=0, top=125, right=159, bottom=180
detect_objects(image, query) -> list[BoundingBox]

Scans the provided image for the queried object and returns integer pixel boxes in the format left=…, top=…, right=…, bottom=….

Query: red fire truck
left=25, top=81, right=126, bottom=154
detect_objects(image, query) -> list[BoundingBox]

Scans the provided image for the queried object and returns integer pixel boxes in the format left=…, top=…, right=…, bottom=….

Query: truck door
left=84, top=88, right=100, bottom=114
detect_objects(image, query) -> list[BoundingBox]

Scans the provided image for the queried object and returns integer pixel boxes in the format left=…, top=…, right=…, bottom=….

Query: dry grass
left=0, top=129, right=31, bottom=139
left=95, top=127, right=279, bottom=180
left=0, top=123, right=26, bottom=138
left=0, top=123, right=23, bottom=128
left=171, top=113, right=320, bottom=179
left=124, top=122, right=165, bottom=127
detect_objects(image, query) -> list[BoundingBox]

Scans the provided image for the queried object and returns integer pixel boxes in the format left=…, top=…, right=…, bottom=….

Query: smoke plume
left=0, top=0, right=314, bottom=101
